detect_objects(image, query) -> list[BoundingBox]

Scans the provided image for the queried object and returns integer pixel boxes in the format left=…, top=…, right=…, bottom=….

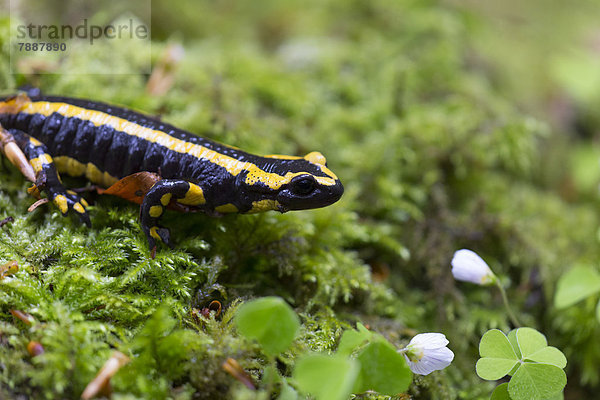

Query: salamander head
left=242, top=151, right=344, bottom=213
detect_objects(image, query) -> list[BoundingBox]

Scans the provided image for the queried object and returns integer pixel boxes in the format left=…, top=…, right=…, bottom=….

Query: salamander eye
left=291, top=176, right=316, bottom=196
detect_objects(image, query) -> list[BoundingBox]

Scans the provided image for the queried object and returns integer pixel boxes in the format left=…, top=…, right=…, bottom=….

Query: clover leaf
left=477, top=328, right=567, bottom=400
left=525, top=346, right=567, bottom=368
left=514, top=328, right=566, bottom=369
left=515, top=327, right=546, bottom=357
left=235, top=296, right=300, bottom=356
left=509, top=363, right=566, bottom=400
left=336, top=325, right=372, bottom=356
left=554, top=265, right=600, bottom=309
left=490, top=382, right=510, bottom=400
left=353, top=340, right=412, bottom=395
left=475, top=329, right=519, bottom=380
left=278, top=381, right=298, bottom=400
left=293, top=354, right=359, bottom=400
left=507, top=329, right=522, bottom=359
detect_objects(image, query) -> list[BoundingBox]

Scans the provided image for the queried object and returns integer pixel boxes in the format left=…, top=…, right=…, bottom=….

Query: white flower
left=401, top=333, right=454, bottom=375
left=451, top=249, right=496, bottom=285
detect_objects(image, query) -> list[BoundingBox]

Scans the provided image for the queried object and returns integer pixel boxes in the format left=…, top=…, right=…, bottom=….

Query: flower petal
left=402, top=332, right=455, bottom=375
left=425, top=346, right=455, bottom=364
left=406, top=346, right=455, bottom=375
left=408, top=333, right=449, bottom=349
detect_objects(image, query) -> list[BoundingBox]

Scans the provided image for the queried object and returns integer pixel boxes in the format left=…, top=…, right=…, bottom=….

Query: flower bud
left=451, top=249, right=496, bottom=285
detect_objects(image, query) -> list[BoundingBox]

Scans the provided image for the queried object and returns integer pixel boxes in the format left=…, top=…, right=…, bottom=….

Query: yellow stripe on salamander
left=10, top=99, right=338, bottom=190
left=29, top=154, right=53, bottom=172
left=215, top=203, right=238, bottom=213
left=54, top=156, right=118, bottom=187
left=264, top=154, right=302, bottom=160
left=29, top=137, right=43, bottom=146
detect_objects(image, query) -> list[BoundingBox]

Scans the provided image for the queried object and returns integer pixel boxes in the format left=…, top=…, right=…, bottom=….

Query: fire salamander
left=0, top=93, right=343, bottom=252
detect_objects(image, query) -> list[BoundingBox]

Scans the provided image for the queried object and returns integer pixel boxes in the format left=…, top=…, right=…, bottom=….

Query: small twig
left=202, top=300, right=222, bottom=318
left=146, top=43, right=185, bottom=96
left=28, top=198, right=50, bottom=212
left=81, top=351, right=130, bottom=400
left=10, top=309, right=35, bottom=325
left=222, top=358, right=256, bottom=390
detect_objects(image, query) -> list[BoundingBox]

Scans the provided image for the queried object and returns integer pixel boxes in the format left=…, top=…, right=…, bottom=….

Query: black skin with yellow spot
left=8, top=128, right=91, bottom=226
left=0, top=93, right=344, bottom=250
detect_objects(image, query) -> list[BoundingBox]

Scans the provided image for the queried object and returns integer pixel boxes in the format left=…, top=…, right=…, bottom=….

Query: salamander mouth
left=276, top=179, right=344, bottom=211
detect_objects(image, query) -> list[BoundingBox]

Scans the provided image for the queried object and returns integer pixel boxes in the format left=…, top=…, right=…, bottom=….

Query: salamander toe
left=52, top=190, right=92, bottom=227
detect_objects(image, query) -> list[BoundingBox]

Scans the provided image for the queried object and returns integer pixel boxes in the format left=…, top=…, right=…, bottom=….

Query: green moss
left=2, top=0, right=600, bottom=398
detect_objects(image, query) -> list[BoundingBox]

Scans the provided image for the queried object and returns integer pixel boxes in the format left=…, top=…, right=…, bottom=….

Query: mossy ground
left=1, top=0, right=600, bottom=399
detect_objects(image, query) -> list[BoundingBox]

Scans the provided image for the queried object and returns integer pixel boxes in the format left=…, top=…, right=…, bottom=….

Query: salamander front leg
left=9, top=129, right=91, bottom=226
left=140, top=179, right=205, bottom=254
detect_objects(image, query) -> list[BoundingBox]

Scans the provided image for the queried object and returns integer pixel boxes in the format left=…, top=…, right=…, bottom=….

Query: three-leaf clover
left=476, top=328, right=567, bottom=400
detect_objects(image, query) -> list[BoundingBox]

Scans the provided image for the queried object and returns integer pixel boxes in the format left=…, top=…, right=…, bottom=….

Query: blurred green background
left=1, top=0, right=600, bottom=399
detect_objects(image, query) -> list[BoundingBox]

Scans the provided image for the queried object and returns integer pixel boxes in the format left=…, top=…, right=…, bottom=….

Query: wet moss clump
left=2, top=0, right=600, bottom=399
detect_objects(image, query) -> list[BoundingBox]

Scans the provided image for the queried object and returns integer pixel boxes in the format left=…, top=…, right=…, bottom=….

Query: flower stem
left=495, top=279, right=520, bottom=327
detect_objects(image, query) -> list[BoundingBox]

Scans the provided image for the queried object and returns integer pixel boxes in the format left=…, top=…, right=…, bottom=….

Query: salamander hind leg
left=10, top=129, right=91, bottom=226
left=139, top=179, right=201, bottom=252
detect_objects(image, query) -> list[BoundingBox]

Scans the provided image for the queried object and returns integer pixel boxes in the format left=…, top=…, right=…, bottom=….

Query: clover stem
left=495, top=279, right=521, bottom=327
left=266, top=355, right=276, bottom=396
